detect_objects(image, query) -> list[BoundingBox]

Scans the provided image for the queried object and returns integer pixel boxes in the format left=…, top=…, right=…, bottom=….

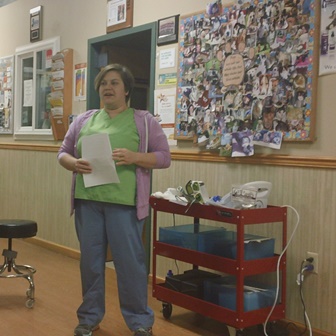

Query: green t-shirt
left=75, top=108, right=139, bottom=206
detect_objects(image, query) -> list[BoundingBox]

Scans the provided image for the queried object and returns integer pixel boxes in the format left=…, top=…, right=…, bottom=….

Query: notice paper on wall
left=81, top=133, right=120, bottom=188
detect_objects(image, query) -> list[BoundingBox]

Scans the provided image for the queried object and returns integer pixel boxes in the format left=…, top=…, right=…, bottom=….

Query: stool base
left=0, top=249, right=36, bottom=308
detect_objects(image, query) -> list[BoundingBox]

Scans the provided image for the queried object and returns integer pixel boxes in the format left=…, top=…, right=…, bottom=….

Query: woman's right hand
left=74, top=158, right=92, bottom=174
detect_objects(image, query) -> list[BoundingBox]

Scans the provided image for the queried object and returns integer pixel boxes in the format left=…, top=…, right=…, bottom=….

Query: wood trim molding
left=170, top=150, right=336, bottom=169
left=0, top=142, right=60, bottom=152
left=1, top=142, right=335, bottom=169
left=26, top=237, right=80, bottom=260
left=278, top=320, right=335, bottom=336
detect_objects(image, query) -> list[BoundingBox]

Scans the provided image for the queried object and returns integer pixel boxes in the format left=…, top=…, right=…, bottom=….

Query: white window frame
left=14, top=36, right=60, bottom=140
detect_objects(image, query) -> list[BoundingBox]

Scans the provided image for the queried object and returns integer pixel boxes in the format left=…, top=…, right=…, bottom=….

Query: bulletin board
left=106, top=0, right=133, bottom=33
left=0, top=55, right=14, bottom=134
left=175, top=0, right=319, bottom=145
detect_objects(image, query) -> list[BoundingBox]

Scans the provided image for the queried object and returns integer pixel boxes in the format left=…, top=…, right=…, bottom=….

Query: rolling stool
left=0, top=219, right=38, bottom=308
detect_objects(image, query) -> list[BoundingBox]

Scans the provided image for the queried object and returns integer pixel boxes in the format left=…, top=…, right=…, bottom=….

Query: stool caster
left=26, top=298, right=35, bottom=309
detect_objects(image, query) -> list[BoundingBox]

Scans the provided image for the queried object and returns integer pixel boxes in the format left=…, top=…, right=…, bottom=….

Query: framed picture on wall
left=30, top=6, right=42, bottom=42
left=157, top=15, right=180, bottom=46
left=175, top=0, right=319, bottom=145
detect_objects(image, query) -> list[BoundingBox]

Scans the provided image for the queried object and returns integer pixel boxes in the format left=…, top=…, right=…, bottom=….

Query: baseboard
left=278, top=320, right=334, bottom=336
left=26, top=237, right=115, bottom=263
left=26, top=237, right=80, bottom=260
left=25, top=239, right=334, bottom=336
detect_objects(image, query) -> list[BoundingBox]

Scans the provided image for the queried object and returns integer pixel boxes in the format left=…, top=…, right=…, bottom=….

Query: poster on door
left=319, top=0, right=336, bottom=75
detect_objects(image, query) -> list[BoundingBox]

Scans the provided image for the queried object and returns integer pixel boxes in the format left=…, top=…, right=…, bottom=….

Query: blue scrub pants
left=74, top=199, right=154, bottom=331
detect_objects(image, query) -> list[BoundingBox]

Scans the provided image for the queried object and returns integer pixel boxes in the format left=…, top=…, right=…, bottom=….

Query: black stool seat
left=0, top=219, right=38, bottom=308
left=0, top=220, right=37, bottom=238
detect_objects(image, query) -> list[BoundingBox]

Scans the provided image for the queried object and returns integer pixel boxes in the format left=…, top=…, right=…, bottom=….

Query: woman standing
left=58, top=64, right=171, bottom=336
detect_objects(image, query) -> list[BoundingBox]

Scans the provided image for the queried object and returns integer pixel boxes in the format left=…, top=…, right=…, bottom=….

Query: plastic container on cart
left=232, top=233, right=275, bottom=260
left=165, top=269, right=221, bottom=298
left=204, top=276, right=276, bottom=311
left=200, top=231, right=275, bottom=260
left=159, top=224, right=228, bottom=251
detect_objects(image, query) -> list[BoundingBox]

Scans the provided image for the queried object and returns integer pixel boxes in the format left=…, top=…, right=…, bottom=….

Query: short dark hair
left=94, top=63, right=135, bottom=103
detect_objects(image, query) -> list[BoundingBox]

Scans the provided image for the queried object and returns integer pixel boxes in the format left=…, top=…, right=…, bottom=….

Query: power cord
left=263, top=205, right=300, bottom=336
left=296, top=259, right=313, bottom=336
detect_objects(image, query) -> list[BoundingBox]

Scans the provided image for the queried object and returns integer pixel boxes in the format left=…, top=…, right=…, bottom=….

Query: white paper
left=23, top=79, right=33, bottom=107
left=159, top=48, right=176, bottom=69
left=107, top=0, right=126, bottom=26
left=154, top=88, right=176, bottom=124
left=81, top=133, right=120, bottom=188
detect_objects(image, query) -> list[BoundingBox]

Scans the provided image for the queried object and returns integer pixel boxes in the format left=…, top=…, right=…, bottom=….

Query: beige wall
left=0, top=0, right=335, bottom=156
left=0, top=0, right=335, bottom=335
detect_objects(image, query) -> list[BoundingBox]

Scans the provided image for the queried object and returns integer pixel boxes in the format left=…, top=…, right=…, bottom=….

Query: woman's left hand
left=112, top=148, right=135, bottom=165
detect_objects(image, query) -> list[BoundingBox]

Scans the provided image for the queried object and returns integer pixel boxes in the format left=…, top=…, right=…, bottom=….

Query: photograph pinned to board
left=231, top=130, right=254, bottom=157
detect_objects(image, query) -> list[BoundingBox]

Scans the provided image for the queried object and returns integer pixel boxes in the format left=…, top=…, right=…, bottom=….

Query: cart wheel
left=25, top=299, right=34, bottom=309
left=161, top=302, right=172, bottom=319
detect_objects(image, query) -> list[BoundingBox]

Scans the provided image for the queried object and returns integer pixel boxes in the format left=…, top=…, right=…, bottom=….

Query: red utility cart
left=150, top=196, right=287, bottom=336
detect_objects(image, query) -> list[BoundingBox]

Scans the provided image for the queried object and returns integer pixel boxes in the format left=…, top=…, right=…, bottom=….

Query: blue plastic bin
left=202, top=231, right=275, bottom=260
left=159, top=224, right=227, bottom=251
left=230, top=233, right=275, bottom=260
left=204, top=277, right=276, bottom=311
left=159, top=225, right=274, bottom=260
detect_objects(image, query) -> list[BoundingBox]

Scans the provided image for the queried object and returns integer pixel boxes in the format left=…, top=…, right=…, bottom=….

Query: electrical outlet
left=306, top=252, right=318, bottom=274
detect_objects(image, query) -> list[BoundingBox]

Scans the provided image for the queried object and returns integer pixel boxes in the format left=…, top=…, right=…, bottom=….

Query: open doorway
left=87, top=22, right=156, bottom=113
left=86, top=22, right=157, bottom=271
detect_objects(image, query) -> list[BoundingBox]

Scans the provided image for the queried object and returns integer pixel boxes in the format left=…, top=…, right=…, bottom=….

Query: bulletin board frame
left=175, top=0, right=320, bottom=144
left=0, top=55, right=14, bottom=134
left=106, top=0, right=133, bottom=33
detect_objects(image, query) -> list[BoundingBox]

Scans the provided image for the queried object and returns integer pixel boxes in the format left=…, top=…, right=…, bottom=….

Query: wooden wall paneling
left=0, top=148, right=336, bottom=334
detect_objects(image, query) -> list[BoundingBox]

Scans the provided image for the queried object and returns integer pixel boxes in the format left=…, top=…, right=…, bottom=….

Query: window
left=14, top=37, right=60, bottom=140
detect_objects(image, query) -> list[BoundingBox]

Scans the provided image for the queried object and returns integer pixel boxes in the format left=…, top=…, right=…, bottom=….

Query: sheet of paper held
left=81, top=133, right=120, bottom=188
